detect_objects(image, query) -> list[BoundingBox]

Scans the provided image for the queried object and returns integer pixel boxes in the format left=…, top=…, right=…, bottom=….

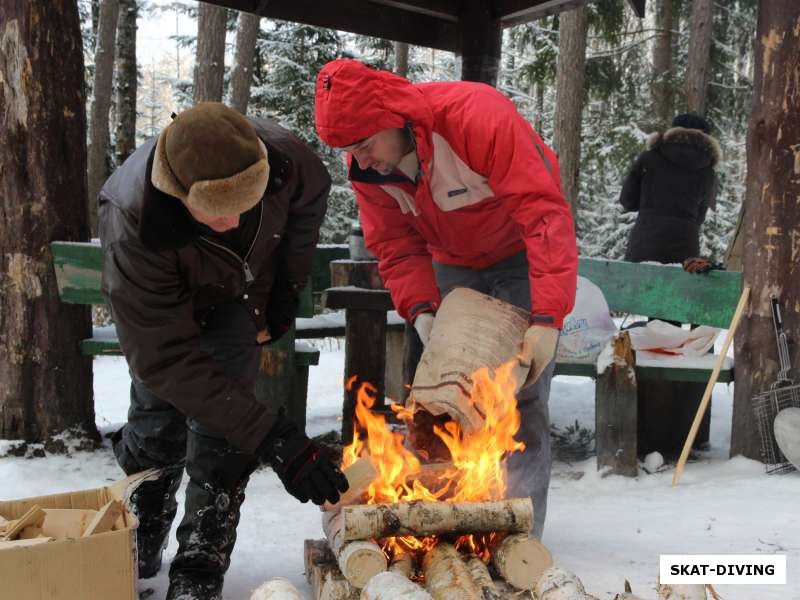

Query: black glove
left=259, top=415, right=349, bottom=505
left=264, top=278, right=303, bottom=344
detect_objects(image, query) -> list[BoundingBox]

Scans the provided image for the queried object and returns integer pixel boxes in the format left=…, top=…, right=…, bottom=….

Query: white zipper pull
left=243, top=261, right=255, bottom=284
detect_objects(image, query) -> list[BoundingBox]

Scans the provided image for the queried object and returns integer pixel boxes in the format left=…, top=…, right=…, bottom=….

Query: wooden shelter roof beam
left=366, top=0, right=460, bottom=22
left=211, top=0, right=459, bottom=51
left=496, top=0, right=588, bottom=26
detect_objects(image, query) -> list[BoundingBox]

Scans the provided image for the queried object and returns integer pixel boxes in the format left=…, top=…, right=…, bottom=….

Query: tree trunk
left=394, top=42, right=409, bottom=77
left=553, top=6, right=588, bottom=216
left=114, top=0, right=138, bottom=165
left=194, top=2, right=227, bottom=103
left=732, top=0, right=800, bottom=460
left=652, top=0, right=674, bottom=127
left=87, top=0, right=119, bottom=234
left=685, top=0, right=714, bottom=115
left=229, top=10, right=259, bottom=113
left=0, top=0, right=96, bottom=442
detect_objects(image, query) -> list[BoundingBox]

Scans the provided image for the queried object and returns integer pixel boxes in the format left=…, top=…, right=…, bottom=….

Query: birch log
left=250, top=578, right=304, bottom=600
left=490, top=534, right=552, bottom=590
left=324, top=458, right=379, bottom=510
left=466, top=557, right=505, bottom=600
left=389, top=553, right=415, bottom=578
left=336, top=498, right=532, bottom=540
left=422, top=543, right=482, bottom=600
left=534, top=567, right=586, bottom=600
left=305, top=539, right=336, bottom=583
left=322, top=510, right=388, bottom=588
left=656, top=582, right=707, bottom=600
left=312, top=562, right=359, bottom=600
left=360, top=571, right=433, bottom=600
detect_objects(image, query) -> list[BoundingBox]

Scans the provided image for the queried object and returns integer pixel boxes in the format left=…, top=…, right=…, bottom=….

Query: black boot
left=166, top=426, right=257, bottom=600
left=165, top=480, right=247, bottom=600
left=129, top=466, right=183, bottom=579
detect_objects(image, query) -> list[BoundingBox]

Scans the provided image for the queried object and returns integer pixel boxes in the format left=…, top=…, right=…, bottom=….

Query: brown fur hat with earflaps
left=151, top=102, right=269, bottom=216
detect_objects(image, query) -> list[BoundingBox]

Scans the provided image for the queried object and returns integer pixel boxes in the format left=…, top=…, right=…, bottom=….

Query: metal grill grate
left=753, top=383, right=800, bottom=474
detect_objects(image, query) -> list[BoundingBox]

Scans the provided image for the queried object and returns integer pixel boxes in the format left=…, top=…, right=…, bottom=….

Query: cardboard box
left=0, top=473, right=149, bottom=600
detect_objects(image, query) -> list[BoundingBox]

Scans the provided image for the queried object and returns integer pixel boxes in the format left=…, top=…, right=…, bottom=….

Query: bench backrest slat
left=579, top=258, right=742, bottom=328
left=52, top=243, right=743, bottom=329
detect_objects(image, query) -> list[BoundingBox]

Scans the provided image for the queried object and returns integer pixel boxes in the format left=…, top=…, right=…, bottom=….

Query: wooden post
left=344, top=308, right=387, bottom=442
left=325, top=288, right=394, bottom=444
left=595, top=332, right=638, bottom=476
left=459, top=0, right=502, bottom=86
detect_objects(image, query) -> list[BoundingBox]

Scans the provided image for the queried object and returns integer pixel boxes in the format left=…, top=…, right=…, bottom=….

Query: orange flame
left=341, top=360, right=525, bottom=560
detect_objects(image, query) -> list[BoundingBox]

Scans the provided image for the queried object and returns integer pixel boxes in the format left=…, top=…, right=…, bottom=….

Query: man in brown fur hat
left=98, top=102, right=348, bottom=600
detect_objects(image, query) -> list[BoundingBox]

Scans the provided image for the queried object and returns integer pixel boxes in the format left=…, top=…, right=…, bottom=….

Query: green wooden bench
left=50, top=241, right=353, bottom=431
left=570, top=258, right=741, bottom=475
left=321, top=258, right=742, bottom=474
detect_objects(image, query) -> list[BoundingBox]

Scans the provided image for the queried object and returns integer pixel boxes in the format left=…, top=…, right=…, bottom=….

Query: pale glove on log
left=414, top=313, right=435, bottom=346
left=518, top=325, right=559, bottom=388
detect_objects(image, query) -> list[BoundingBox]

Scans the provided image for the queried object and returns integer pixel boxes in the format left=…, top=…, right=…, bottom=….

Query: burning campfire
left=305, top=360, right=555, bottom=599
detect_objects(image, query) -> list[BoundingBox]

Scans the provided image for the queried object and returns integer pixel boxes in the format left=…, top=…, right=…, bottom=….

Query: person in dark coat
left=98, top=102, right=347, bottom=600
left=620, top=113, right=721, bottom=264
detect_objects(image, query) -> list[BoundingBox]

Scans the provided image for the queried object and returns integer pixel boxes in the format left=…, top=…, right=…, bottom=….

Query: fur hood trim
left=646, top=126, right=721, bottom=166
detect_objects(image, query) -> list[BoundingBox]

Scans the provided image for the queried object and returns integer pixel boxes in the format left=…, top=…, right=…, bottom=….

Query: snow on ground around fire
left=1, top=339, right=798, bottom=599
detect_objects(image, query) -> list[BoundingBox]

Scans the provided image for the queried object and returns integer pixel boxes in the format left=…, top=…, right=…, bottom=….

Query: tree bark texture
left=395, top=42, right=409, bottom=78
left=652, top=0, right=674, bottom=127
left=732, top=1, right=800, bottom=460
left=422, top=543, right=482, bottom=600
left=87, top=0, right=119, bottom=234
left=114, top=0, right=138, bottom=165
left=0, top=0, right=96, bottom=442
left=194, top=2, right=227, bottom=103
left=335, top=498, right=533, bottom=541
left=230, top=10, right=259, bottom=113
left=685, top=0, right=714, bottom=115
left=322, top=510, right=388, bottom=588
left=553, top=6, right=588, bottom=216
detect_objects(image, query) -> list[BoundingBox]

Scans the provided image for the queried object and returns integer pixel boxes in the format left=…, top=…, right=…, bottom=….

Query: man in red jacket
left=314, top=59, right=578, bottom=538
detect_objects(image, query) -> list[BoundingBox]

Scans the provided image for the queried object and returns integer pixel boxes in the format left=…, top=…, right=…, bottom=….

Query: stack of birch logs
left=306, top=457, right=555, bottom=600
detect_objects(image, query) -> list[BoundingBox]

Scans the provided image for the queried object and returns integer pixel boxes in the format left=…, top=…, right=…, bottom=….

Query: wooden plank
left=82, top=500, right=123, bottom=537
left=330, top=260, right=384, bottom=290
left=50, top=241, right=104, bottom=304
left=312, top=245, right=349, bottom=293
left=595, top=332, right=638, bottom=476
left=496, top=0, right=588, bottom=26
left=578, top=258, right=743, bottom=328
left=206, top=0, right=459, bottom=50
left=324, top=287, right=395, bottom=312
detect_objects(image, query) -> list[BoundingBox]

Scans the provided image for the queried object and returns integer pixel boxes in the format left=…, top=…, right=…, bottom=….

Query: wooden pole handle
left=672, top=285, right=751, bottom=486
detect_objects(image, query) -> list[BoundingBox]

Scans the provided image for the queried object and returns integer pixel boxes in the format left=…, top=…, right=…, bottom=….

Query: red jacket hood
left=315, top=59, right=434, bottom=152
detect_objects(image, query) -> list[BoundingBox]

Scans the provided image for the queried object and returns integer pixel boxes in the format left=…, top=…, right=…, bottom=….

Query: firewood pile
left=301, top=454, right=560, bottom=600
left=307, top=495, right=554, bottom=600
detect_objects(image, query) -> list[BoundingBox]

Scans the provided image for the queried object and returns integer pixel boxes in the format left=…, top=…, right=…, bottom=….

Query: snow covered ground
left=2, top=343, right=799, bottom=599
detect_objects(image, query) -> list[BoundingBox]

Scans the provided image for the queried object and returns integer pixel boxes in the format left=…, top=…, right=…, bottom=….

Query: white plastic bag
left=556, top=276, right=617, bottom=363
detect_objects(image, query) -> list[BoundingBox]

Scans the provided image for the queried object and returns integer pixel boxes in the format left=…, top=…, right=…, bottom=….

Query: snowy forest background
left=78, top=0, right=757, bottom=262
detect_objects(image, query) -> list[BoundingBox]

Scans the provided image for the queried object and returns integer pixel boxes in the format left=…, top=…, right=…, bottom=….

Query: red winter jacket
left=315, top=59, right=577, bottom=328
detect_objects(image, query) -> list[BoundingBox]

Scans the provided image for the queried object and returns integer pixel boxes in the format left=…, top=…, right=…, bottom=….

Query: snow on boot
left=129, top=466, right=183, bottom=579
left=166, top=571, right=224, bottom=600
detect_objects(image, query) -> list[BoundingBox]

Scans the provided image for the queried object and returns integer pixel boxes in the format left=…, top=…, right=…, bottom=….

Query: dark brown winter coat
left=620, top=126, right=721, bottom=263
left=98, top=117, right=330, bottom=453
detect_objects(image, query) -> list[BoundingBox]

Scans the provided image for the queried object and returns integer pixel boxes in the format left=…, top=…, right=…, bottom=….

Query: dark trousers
left=113, top=302, right=262, bottom=577
left=432, top=252, right=555, bottom=540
